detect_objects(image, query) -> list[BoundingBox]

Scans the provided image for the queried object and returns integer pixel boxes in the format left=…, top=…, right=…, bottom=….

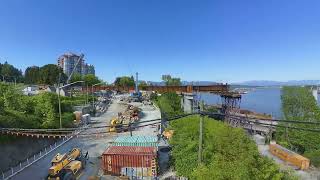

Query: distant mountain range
left=234, top=80, right=320, bottom=86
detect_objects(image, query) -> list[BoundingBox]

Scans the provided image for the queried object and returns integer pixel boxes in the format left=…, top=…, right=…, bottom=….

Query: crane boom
left=67, top=53, right=84, bottom=84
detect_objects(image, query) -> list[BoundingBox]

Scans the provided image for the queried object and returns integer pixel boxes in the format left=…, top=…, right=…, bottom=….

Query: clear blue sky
left=1, top=0, right=320, bottom=83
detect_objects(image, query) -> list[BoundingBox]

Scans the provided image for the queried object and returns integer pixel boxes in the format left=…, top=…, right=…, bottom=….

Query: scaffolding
left=220, top=93, right=242, bottom=126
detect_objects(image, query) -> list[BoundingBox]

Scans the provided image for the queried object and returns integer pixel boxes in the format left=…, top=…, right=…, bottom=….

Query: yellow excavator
left=47, top=148, right=88, bottom=180
left=109, top=117, right=123, bottom=133
left=109, top=117, right=130, bottom=133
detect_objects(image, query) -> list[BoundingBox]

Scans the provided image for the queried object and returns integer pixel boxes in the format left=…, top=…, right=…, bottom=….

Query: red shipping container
left=102, top=146, right=157, bottom=177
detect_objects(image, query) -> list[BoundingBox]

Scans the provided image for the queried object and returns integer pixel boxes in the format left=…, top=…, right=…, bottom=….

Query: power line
left=230, top=116, right=320, bottom=133
left=3, top=111, right=320, bottom=137
left=201, top=112, right=320, bottom=125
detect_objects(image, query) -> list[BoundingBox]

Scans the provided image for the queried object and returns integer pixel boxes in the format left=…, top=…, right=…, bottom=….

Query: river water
left=197, top=88, right=283, bottom=118
left=198, top=87, right=320, bottom=119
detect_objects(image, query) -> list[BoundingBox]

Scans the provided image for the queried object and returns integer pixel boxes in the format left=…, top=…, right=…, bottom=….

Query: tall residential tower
left=57, top=52, right=95, bottom=78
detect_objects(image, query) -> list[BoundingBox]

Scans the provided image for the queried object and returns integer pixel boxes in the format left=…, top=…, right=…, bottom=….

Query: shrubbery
left=154, top=92, right=183, bottom=117
left=0, top=83, right=76, bottom=129
left=169, top=116, right=298, bottom=180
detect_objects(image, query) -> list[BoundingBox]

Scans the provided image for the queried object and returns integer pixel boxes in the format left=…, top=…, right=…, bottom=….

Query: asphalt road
left=11, top=96, right=162, bottom=180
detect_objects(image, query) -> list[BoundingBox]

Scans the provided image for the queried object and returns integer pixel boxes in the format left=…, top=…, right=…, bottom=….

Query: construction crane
left=47, top=148, right=88, bottom=180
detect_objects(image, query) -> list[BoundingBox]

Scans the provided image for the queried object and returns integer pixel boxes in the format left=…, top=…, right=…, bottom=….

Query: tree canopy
left=25, top=64, right=69, bottom=85
left=38, top=64, right=66, bottom=85
left=24, top=66, right=40, bottom=84
left=276, top=86, right=320, bottom=167
left=83, top=74, right=101, bottom=86
left=161, top=74, right=181, bottom=86
left=114, top=76, right=135, bottom=87
left=0, top=61, right=24, bottom=83
left=70, top=73, right=82, bottom=83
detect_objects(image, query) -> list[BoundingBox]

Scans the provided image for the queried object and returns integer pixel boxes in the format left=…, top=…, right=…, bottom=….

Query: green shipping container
left=112, top=135, right=158, bottom=147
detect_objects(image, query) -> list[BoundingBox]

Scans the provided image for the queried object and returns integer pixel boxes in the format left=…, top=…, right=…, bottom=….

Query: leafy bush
left=61, top=113, right=76, bottom=128
left=0, top=84, right=76, bottom=130
left=156, top=92, right=183, bottom=117
left=169, top=115, right=297, bottom=180
left=304, top=150, right=320, bottom=167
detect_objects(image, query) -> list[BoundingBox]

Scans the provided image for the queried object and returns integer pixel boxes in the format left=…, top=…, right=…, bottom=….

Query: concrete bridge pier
left=181, top=93, right=196, bottom=113
left=312, top=88, right=318, bottom=102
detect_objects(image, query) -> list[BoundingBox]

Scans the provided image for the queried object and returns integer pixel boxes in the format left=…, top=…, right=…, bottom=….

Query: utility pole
left=198, top=100, right=204, bottom=165
left=58, top=73, right=62, bottom=129
left=86, top=84, right=89, bottom=105
left=135, top=72, right=139, bottom=94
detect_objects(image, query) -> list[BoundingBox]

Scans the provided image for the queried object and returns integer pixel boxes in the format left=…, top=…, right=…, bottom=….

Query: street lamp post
left=91, top=82, right=104, bottom=107
left=57, top=80, right=84, bottom=129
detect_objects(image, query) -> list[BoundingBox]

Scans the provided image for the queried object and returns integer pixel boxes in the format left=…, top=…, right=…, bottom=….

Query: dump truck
left=47, top=148, right=88, bottom=180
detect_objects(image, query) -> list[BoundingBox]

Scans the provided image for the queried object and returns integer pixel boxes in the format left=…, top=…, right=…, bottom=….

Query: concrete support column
left=182, top=93, right=195, bottom=113
left=312, top=89, right=318, bottom=102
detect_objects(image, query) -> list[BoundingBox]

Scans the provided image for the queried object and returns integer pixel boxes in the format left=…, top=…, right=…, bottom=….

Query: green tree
left=70, top=73, right=82, bottom=83
left=25, top=66, right=40, bottom=84
left=114, top=76, right=135, bottom=87
left=33, top=92, right=58, bottom=128
left=39, top=64, right=65, bottom=85
left=161, top=74, right=181, bottom=86
left=276, top=86, right=320, bottom=167
left=0, top=61, right=24, bottom=83
left=83, top=74, right=100, bottom=86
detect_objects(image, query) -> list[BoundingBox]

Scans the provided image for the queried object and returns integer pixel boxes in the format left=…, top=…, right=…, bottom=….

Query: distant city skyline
left=1, top=0, right=320, bottom=83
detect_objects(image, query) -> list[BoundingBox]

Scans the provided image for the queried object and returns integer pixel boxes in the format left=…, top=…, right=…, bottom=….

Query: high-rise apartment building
left=57, top=52, right=95, bottom=78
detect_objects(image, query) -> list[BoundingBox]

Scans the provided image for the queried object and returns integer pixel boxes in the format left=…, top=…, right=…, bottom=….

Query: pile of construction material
left=73, top=111, right=91, bottom=126
left=102, top=135, right=158, bottom=179
left=269, top=142, right=310, bottom=170
left=118, top=105, right=140, bottom=124
left=119, top=96, right=133, bottom=103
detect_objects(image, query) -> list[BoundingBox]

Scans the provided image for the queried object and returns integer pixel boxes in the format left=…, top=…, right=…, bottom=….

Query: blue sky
left=1, top=0, right=320, bottom=83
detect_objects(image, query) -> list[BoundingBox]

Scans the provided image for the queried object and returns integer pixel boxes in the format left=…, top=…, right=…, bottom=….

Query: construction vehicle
left=109, top=115, right=132, bottom=133
left=109, top=117, right=125, bottom=133
left=47, top=148, right=89, bottom=180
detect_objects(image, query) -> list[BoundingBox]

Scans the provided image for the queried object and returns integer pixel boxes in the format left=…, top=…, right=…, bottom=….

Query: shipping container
left=269, top=143, right=310, bottom=170
left=112, top=136, right=158, bottom=147
left=102, top=146, right=157, bottom=179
